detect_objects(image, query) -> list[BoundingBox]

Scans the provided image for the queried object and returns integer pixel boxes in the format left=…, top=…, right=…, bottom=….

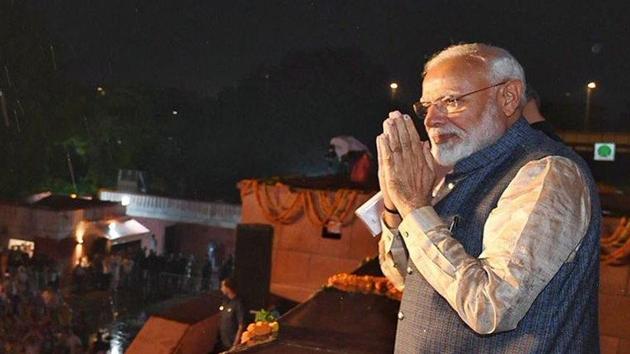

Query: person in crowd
left=377, top=43, right=600, bottom=353
left=217, top=277, right=244, bottom=352
left=201, top=255, right=213, bottom=291
left=90, top=330, right=110, bottom=354
left=63, top=326, right=83, bottom=354
left=91, top=253, right=104, bottom=290
left=183, top=254, right=195, bottom=291
left=121, top=253, right=134, bottom=289
left=23, top=330, right=43, bottom=354
left=109, top=252, right=121, bottom=291
left=522, top=84, right=563, bottom=141
left=148, top=234, right=158, bottom=254
left=72, top=260, right=87, bottom=293
left=0, top=246, right=8, bottom=276
left=0, top=279, right=9, bottom=315
left=16, top=265, right=29, bottom=294
left=101, top=254, right=112, bottom=291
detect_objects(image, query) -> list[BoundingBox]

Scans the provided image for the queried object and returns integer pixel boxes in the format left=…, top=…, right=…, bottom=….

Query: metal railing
left=99, top=190, right=242, bottom=228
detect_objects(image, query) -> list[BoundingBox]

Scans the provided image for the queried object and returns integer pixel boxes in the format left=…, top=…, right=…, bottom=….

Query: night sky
left=30, top=0, right=630, bottom=122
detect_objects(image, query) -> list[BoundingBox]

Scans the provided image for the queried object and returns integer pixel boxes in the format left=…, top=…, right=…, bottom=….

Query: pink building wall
left=239, top=182, right=379, bottom=302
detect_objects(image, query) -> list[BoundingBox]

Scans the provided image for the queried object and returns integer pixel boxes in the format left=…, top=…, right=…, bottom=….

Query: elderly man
left=377, top=43, right=600, bottom=353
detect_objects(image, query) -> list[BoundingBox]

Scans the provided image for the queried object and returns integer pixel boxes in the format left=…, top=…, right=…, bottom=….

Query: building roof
left=30, top=195, right=119, bottom=211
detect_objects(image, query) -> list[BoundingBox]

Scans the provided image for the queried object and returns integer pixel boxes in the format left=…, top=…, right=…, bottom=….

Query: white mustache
left=428, top=125, right=467, bottom=139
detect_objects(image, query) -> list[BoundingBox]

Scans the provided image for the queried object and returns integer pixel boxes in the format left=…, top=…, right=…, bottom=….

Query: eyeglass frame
left=412, top=81, right=508, bottom=119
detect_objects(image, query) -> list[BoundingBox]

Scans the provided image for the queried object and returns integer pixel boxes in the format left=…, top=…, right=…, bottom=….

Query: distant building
left=0, top=194, right=133, bottom=270
left=98, top=189, right=241, bottom=264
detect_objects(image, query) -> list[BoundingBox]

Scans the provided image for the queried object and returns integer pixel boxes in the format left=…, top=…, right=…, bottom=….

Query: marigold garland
left=239, top=179, right=257, bottom=198
left=326, top=273, right=402, bottom=301
left=253, top=181, right=304, bottom=224
left=240, top=179, right=361, bottom=227
left=305, top=190, right=359, bottom=226
left=304, top=191, right=325, bottom=225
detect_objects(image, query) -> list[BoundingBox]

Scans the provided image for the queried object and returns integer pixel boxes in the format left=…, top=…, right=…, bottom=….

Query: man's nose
left=423, top=105, right=448, bottom=128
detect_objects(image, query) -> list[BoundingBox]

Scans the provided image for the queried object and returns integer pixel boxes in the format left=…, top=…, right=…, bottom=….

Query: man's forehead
left=421, top=57, right=488, bottom=99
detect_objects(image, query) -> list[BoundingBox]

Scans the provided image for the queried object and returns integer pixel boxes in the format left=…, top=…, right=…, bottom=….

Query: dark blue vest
left=395, top=119, right=601, bottom=354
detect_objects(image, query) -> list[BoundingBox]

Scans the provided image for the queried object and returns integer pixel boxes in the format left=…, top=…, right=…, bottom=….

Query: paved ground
left=600, top=262, right=630, bottom=354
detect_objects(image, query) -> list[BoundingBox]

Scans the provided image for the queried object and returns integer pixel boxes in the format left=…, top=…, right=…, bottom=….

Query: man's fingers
left=384, top=111, right=408, bottom=153
left=379, top=133, right=394, bottom=161
left=403, top=114, right=423, bottom=156
left=377, top=135, right=395, bottom=193
left=422, top=141, right=436, bottom=174
left=377, top=134, right=394, bottom=175
left=393, top=115, right=412, bottom=149
left=398, top=114, right=424, bottom=176
left=384, top=119, right=402, bottom=153
left=383, top=128, right=405, bottom=172
left=376, top=134, right=385, bottom=176
left=381, top=134, right=404, bottom=181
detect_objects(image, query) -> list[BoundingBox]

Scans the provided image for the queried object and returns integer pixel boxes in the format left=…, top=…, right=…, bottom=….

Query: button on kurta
left=398, top=311, right=405, bottom=320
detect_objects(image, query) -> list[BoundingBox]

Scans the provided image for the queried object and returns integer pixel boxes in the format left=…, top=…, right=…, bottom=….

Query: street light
left=584, top=81, right=596, bottom=130
left=389, top=82, right=398, bottom=100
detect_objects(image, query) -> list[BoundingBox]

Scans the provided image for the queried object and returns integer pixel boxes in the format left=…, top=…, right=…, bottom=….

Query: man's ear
left=499, top=80, right=523, bottom=118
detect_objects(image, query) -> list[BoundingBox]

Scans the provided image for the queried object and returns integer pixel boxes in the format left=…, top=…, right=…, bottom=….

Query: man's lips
left=431, top=133, right=460, bottom=144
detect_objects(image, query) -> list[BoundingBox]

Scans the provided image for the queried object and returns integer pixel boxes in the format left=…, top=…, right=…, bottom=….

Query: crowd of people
left=71, top=247, right=234, bottom=297
left=1, top=244, right=235, bottom=353
left=0, top=246, right=83, bottom=354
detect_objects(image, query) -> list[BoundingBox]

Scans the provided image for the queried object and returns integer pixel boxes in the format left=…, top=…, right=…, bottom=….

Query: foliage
left=1, top=2, right=392, bottom=201
left=254, top=308, right=280, bottom=323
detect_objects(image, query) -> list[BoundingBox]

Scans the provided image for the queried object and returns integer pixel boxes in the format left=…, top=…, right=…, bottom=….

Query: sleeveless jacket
left=395, top=119, right=601, bottom=354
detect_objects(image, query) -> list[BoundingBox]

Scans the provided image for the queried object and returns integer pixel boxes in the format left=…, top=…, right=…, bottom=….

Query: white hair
left=424, top=43, right=527, bottom=103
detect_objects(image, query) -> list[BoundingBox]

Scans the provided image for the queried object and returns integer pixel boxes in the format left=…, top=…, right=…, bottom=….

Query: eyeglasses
left=413, top=81, right=507, bottom=118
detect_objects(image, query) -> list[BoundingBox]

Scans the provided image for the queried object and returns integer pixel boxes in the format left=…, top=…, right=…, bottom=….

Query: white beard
left=429, top=101, right=504, bottom=166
